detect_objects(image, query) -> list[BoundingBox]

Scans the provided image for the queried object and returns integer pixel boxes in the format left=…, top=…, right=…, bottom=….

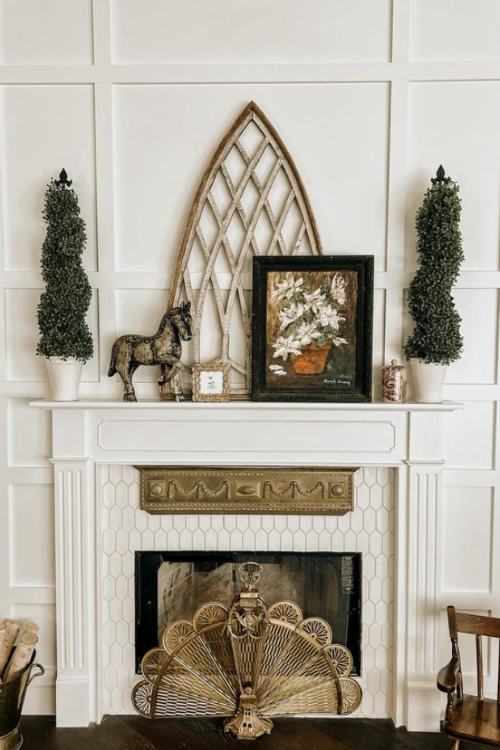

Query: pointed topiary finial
left=55, top=168, right=72, bottom=187
left=431, top=164, right=451, bottom=185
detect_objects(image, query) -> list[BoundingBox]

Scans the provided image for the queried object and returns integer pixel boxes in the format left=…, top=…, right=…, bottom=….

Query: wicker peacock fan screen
left=167, top=101, right=322, bottom=397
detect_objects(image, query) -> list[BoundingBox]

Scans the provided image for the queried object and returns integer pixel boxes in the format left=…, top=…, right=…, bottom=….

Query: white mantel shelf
left=31, top=399, right=462, bottom=411
left=32, top=398, right=463, bottom=731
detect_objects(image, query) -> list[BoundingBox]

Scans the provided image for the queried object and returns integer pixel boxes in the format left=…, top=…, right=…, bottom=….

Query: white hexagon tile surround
left=98, top=466, right=394, bottom=718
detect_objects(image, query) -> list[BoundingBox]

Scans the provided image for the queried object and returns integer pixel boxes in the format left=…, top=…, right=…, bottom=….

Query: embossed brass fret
left=136, top=466, right=357, bottom=515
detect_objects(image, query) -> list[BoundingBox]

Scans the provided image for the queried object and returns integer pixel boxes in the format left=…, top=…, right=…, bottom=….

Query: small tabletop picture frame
left=192, top=359, right=231, bottom=402
left=251, top=255, right=374, bottom=402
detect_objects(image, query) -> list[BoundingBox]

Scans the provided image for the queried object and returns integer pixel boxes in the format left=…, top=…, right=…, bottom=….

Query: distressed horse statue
left=108, top=302, right=192, bottom=402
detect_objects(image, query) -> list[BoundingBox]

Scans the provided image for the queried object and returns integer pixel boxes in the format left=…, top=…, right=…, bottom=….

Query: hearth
left=134, top=551, right=362, bottom=674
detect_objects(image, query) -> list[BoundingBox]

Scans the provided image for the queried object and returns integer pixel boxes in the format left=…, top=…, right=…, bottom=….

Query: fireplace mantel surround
left=31, top=399, right=462, bottom=731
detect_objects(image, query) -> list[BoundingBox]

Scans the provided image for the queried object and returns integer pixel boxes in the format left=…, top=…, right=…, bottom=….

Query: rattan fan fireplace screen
left=167, top=101, right=322, bottom=397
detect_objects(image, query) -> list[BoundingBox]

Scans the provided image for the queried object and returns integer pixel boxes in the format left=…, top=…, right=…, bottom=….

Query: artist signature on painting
left=322, top=377, right=351, bottom=386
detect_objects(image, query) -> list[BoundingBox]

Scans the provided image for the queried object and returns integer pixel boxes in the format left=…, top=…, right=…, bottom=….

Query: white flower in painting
left=303, top=287, right=326, bottom=312
left=330, top=273, right=346, bottom=305
left=279, top=302, right=305, bottom=330
left=269, top=364, right=287, bottom=376
left=272, top=335, right=302, bottom=360
left=295, top=322, right=321, bottom=346
left=331, top=336, right=348, bottom=348
left=317, top=305, right=345, bottom=330
left=273, top=276, right=304, bottom=302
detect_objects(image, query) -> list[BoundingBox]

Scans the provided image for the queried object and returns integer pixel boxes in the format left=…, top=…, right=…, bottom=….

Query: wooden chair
left=437, top=606, right=500, bottom=748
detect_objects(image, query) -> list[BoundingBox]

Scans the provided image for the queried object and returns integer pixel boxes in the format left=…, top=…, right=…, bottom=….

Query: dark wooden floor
left=20, top=716, right=487, bottom=749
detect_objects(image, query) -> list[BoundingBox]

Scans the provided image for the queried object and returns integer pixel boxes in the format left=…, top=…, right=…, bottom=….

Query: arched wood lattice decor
left=166, top=101, right=322, bottom=398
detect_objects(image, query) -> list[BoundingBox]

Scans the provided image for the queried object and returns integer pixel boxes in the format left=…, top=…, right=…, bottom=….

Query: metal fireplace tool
left=132, top=562, right=362, bottom=740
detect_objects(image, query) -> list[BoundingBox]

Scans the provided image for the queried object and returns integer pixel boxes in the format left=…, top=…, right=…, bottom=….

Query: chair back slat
left=455, top=611, right=500, bottom=637
left=476, top=635, right=484, bottom=699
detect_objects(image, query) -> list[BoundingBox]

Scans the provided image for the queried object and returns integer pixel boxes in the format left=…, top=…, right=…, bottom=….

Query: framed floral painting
left=251, top=256, right=374, bottom=402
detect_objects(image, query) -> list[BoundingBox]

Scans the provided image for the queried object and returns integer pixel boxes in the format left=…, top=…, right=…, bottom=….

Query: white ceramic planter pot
left=45, top=357, right=82, bottom=401
left=410, top=358, right=447, bottom=403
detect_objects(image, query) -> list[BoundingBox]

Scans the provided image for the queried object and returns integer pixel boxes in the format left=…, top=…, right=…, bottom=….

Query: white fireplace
left=31, top=399, right=461, bottom=731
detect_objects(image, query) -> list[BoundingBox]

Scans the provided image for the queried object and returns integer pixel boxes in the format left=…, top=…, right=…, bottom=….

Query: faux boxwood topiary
left=404, top=165, right=464, bottom=365
left=37, top=170, right=93, bottom=363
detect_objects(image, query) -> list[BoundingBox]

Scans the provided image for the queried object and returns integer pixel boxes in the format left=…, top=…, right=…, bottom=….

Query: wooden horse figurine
left=108, top=302, right=192, bottom=402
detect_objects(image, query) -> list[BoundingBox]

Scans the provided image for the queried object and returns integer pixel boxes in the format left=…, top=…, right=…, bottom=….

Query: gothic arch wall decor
left=166, top=101, right=322, bottom=398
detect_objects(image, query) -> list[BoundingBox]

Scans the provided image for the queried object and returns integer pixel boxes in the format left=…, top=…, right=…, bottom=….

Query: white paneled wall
left=0, top=0, right=499, bottom=716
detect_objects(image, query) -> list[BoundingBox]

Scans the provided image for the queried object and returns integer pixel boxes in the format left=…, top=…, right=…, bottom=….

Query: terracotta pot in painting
left=292, top=342, right=332, bottom=375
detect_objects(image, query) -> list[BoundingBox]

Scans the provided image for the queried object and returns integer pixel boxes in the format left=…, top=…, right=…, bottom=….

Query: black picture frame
left=251, top=255, right=374, bottom=402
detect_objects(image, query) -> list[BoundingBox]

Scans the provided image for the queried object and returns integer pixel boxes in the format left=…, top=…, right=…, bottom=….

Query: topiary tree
left=404, top=165, right=464, bottom=365
left=37, top=169, right=93, bottom=362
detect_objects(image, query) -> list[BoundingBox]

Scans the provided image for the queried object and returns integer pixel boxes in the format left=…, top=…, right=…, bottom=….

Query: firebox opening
left=134, top=551, right=362, bottom=675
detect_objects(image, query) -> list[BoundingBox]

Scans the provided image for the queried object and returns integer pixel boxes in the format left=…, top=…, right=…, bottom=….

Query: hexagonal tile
left=109, top=552, right=122, bottom=579
left=369, top=577, right=382, bottom=603
left=116, top=574, right=128, bottom=601
left=242, top=529, right=255, bottom=550
left=382, top=484, right=393, bottom=511
left=154, top=529, right=168, bottom=552
left=376, top=467, right=390, bottom=487
left=368, top=622, right=382, bottom=649
left=375, top=645, right=388, bottom=671
left=192, top=529, right=205, bottom=550
left=116, top=620, right=128, bottom=647
left=375, top=600, right=387, bottom=625
left=356, top=483, right=370, bottom=511
left=116, top=664, right=130, bottom=691
left=363, top=553, right=375, bottom=581
left=375, top=554, right=388, bottom=581
left=128, top=528, right=141, bottom=552
left=349, top=510, right=363, bottom=534
left=131, top=512, right=146, bottom=536
left=369, top=531, right=383, bottom=557
left=292, top=529, right=305, bottom=550
left=305, top=530, right=319, bottom=551
left=121, top=465, right=136, bottom=486
left=102, top=576, right=116, bottom=602
left=382, top=530, right=394, bottom=556
left=103, top=621, right=116, bottom=647
left=364, top=467, right=377, bottom=487
left=367, top=668, right=381, bottom=694
left=142, top=529, right=154, bottom=549
left=103, top=528, right=116, bottom=556
left=370, top=484, right=382, bottom=510
left=104, top=664, right=117, bottom=691
left=102, top=483, right=115, bottom=509
left=364, top=600, right=375, bottom=626
left=110, top=599, right=122, bottom=624
left=216, top=528, right=230, bottom=549
left=363, top=643, right=375, bottom=667
left=123, top=597, right=134, bottom=623
left=120, top=506, right=134, bottom=533
left=356, top=530, right=369, bottom=553
left=343, top=530, right=356, bottom=551
left=116, top=482, right=128, bottom=509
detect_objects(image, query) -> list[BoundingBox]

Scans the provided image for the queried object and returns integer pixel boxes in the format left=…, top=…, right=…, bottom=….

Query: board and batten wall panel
left=0, top=0, right=499, bottom=716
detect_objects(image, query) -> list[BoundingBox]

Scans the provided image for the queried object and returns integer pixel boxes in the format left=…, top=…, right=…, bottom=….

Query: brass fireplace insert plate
left=136, top=466, right=357, bottom=515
